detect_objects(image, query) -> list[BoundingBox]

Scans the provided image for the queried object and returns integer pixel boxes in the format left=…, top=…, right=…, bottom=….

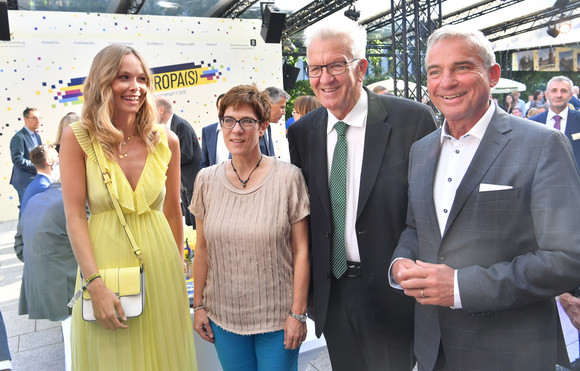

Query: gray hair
left=304, top=16, right=367, bottom=60
left=426, top=25, right=496, bottom=68
left=547, top=76, right=573, bottom=91
left=265, top=86, right=290, bottom=104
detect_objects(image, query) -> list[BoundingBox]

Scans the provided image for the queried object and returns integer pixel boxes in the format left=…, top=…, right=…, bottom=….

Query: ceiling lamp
left=547, top=25, right=560, bottom=38
left=344, top=4, right=360, bottom=21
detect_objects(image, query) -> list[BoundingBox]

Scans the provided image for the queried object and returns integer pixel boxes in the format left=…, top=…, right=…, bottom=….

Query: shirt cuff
left=453, top=269, right=462, bottom=309
left=0, top=359, right=12, bottom=369
left=388, top=258, right=404, bottom=290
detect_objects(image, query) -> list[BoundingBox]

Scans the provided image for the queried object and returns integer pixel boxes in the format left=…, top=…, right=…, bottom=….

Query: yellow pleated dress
left=69, top=123, right=197, bottom=370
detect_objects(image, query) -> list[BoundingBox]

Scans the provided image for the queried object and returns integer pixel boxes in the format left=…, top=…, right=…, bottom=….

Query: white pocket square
left=572, top=133, right=580, bottom=141
left=479, top=183, right=513, bottom=192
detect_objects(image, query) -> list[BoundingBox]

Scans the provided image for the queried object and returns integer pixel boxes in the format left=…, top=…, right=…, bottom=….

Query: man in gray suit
left=10, top=107, right=42, bottom=208
left=391, top=25, right=580, bottom=371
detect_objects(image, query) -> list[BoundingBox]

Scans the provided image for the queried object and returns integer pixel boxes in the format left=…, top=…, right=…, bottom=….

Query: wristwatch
left=289, top=311, right=307, bottom=323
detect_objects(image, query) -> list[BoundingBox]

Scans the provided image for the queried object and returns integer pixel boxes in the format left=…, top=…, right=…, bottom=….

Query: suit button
left=438, top=254, right=446, bottom=261
left=325, top=232, right=330, bottom=238
left=357, top=231, right=366, bottom=235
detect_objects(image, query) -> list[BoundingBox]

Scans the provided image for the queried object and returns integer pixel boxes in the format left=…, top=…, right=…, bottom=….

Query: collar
left=214, top=123, right=221, bottom=134
left=24, top=126, right=36, bottom=136
left=164, top=113, right=174, bottom=128
left=548, top=107, right=569, bottom=121
left=326, top=89, right=368, bottom=134
left=440, top=100, right=495, bottom=143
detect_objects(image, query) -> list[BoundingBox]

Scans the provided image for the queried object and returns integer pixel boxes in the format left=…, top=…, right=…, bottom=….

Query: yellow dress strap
left=70, top=122, right=97, bottom=163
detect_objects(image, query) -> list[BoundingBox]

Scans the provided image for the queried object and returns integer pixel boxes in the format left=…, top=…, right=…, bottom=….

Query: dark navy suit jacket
left=10, top=127, right=40, bottom=188
left=529, top=109, right=580, bottom=170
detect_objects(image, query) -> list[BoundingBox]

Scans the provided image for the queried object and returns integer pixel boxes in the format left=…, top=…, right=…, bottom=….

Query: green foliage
left=284, top=79, right=315, bottom=120
left=492, top=71, right=580, bottom=102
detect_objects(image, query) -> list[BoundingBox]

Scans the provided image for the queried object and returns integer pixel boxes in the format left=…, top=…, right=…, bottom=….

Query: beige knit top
left=190, top=159, right=310, bottom=335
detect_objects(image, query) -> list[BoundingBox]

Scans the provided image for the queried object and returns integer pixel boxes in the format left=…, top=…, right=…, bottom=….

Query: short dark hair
left=23, top=107, right=38, bottom=118
left=218, top=84, right=271, bottom=123
left=30, top=144, right=56, bottom=169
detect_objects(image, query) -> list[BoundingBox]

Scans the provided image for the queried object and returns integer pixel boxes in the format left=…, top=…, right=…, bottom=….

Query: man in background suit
left=155, top=96, right=202, bottom=227
left=529, top=76, right=580, bottom=169
left=10, top=107, right=42, bottom=208
left=20, top=144, right=58, bottom=213
left=391, top=25, right=580, bottom=371
left=263, top=86, right=287, bottom=157
left=288, top=16, right=436, bottom=370
left=200, top=94, right=227, bottom=168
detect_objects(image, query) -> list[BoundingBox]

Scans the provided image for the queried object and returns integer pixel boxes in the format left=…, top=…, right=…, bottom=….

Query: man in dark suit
left=200, top=94, right=228, bottom=168
left=20, top=144, right=58, bottom=213
left=287, top=16, right=436, bottom=371
left=391, top=26, right=580, bottom=371
left=529, top=76, right=580, bottom=169
left=263, top=86, right=287, bottom=157
left=155, top=96, right=202, bottom=227
left=10, top=107, right=42, bottom=208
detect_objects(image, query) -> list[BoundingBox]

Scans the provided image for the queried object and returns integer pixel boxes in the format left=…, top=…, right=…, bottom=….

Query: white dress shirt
left=547, top=107, right=569, bottom=134
left=214, top=124, right=230, bottom=165
left=434, top=102, right=495, bottom=308
left=24, top=126, right=40, bottom=147
left=326, top=90, right=368, bottom=262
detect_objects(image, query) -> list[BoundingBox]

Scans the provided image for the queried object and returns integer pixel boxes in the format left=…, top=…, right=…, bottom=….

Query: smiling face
left=307, top=37, right=367, bottom=120
left=546, top=80, right=573, bottom=114
left=222, top=104, right=267, bottom=157
left=426, top=37, right=500, bottom=136
left=111, top=53, right=148, bottom=119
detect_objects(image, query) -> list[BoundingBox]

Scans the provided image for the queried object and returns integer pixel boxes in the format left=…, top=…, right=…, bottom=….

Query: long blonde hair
left=81, top=44, right=159, bottom=160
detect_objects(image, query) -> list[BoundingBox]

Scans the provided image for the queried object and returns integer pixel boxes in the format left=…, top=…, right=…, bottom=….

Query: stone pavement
left=0, top=218, right=331, bottom=371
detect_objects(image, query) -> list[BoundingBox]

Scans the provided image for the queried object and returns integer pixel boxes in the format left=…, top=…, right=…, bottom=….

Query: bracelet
left=193, top=305, right=206, bottom=312
left=82, top=273, right=101, bottom=290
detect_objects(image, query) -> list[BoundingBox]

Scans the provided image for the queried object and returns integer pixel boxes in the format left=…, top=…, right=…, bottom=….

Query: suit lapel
left=22, top=128, right=35, bottom=149
left=357, top=92, right=390, bottom=219
left=209, top=128, right=218, bottom=165
left=420, top=133, right=444, bottom=242
left=565, top=110, right=580, bottom=141
left=311, top=110, right=332, bottom=219
left=444, top=107, right=512, bottom=236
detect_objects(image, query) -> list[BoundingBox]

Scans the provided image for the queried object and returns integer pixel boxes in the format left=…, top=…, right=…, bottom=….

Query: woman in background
left=292, top=95, right=321, bottom=123
left=60, top=44, right=196, bottom=370
left=54, top=112, right=80, bottom=152
left=191, top=84, right=310, bottom=371
left=503, top=94, right=515, bottom=114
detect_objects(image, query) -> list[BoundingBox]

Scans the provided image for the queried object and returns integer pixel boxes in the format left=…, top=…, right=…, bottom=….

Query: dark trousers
left=324, top=275, right=414, bottom=371
left=0, top=310, right=11, bottom=362
left=180, top=186, right=195, bottom=228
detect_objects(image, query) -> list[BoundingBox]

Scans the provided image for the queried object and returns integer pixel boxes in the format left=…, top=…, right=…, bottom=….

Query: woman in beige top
left=191, top=84, right=310, bottom=370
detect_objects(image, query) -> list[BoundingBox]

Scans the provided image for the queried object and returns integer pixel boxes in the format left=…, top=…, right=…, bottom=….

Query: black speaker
left=0, top=2, right=9, bottom=41
left=283, top=62, right=300, bottom=90
left=260, top=5, right=286, bottom=44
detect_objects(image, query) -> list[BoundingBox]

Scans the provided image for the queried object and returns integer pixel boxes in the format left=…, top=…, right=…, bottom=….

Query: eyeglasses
left=25, top=116, right=41, bottom=121
left=220, top=117, right=259, bottom=130
left=304, top=58, right=360, bottom=78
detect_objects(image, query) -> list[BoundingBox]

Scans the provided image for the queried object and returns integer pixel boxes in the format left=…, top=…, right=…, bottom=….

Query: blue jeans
left=211, top=320, right=299, bottom=371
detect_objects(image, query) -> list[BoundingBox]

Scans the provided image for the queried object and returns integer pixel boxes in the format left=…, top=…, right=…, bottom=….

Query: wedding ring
left=421, top=289, right=425, bottom=298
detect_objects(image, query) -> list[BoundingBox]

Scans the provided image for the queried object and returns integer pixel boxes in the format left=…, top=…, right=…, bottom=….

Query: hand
left=392, top=258, right=419, bottom=285
left=86, top=279, right=128, bottom=330
left=560, top=293, right=580, bottom=331
left=284, top=316, right=307, bottom=350
left=397, top=260, right=455, bottom=307
left=193, top=308, right=215, bottom=343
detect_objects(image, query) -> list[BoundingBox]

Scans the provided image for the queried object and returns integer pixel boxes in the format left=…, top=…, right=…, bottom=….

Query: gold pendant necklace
left=119, top=136, right=134, bottom=159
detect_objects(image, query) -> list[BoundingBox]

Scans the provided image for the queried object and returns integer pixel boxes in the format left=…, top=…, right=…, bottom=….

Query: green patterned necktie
left=329, top=121, right=348, bottom=278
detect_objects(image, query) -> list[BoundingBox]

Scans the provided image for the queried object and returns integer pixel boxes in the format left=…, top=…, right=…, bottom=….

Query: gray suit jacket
left=393, top=107, right=580, bottom=371
left=16, top=183, right=77, bottom=321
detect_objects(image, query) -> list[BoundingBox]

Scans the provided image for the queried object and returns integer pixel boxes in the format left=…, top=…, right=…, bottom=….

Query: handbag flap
left=82, top=267, right=141, bottom=299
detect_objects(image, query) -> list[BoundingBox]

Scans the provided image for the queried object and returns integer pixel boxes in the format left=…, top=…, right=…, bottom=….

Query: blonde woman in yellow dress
left=60, top=44, right=196, bottom=370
